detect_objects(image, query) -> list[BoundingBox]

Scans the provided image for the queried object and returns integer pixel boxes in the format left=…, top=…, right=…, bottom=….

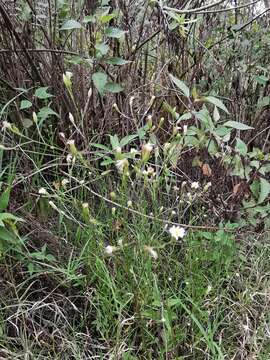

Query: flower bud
left=67, top=139, right=77, bottom=156
left=141, top=143, right=154, bottom=163
left=63, top=71, right=73, bottom=88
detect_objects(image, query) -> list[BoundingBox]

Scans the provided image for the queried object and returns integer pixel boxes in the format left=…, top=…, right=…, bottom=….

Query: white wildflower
left=66, top=139, right=75, bottom=146
left=66, top=153, right=73, bottom=164
left=104, top=245, right=116, bottom=256
left=61, top=178, right=69, bottom=187
left=169, top=225, right=186, bottom=240
left=191, top=181, right=200, bottom=189
left=59, top=132, right=65, bottom=139
left=2, top=121, right=12, bottom=130
left=203, top=182, right=212, bottom=192
left=115, top=159, right=129, bottom=173
left=127, top=200, right=132, bottom=208
left=38, top=188, right=48, bottom=195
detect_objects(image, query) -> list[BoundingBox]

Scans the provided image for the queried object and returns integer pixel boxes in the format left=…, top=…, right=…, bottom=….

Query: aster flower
left=169, top=225, right=186, bottom=240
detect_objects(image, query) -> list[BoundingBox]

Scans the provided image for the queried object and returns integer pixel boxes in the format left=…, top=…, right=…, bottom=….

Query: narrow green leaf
left=0, top=187, right=11, bottom=212
left=91, top=143, right=110, bottom=151
left=224, top=121, right=253, bottom=130
left=203, top=96, right=229, bottom=114
left=169, top=74, right=190, bottom=97
left=106, top=57, right=130, bottom=65
left=120, top=134, right=137, bottom=147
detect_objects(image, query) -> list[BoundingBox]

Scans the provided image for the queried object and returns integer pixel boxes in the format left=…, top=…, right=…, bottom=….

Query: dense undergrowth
left=0, top=0, right=270, bottom=359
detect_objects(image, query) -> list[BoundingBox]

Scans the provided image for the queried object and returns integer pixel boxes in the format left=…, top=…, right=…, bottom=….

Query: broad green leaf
left=109, top=134, right=120, bottom=149
left=105, top=27, right=126, bottom=38
left=257, top=96, right=270, bottom=108
left=95, top=43, right=109, bottom=56
left=258, top=178, right=270, bottom=204
left=120, top=134, right=137, bottom=147
left=203, top=96, right=229, bottom=114
left=34, top=87, right=53, bottom=99
left=92, top=72, right=107, bottom=95
left=60, top=19, right=82, bottom=31
left=100, top=13, right=116, bottom=24
left=0, top=212, right=24, bottom=227
left=100, top=158, right=114, bottom=166
left=105, top=57, right=130, bottom=65
left=105, top=82, right=123, bottom=93
left=235, top=138, right=247, bottom=156
left=20, top=100, right=32, bottom=110
left=177, top=112, right=192, bottom=122
left=0, top=187, right=11, bottom=212
left=0, top=227, right=18, bottom=243
left=83, top=15, right=95, bottom=24
left=37, top=107, right=58, bottom=122
left=255, top=75, right=268, bottom=85
left=224, top=121, right=253, bottom=130
left=169, top=73, right=190, bottom=97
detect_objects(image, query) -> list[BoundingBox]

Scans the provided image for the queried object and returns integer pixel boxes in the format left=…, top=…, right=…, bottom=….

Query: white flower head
left=115, top=159, right=129, bottom=174
left=66, top=139, right=75, bottom=146
left=115, top=146, right=122, bottom=154
left=104, top=245, right=116, bottom=256
left=142, top=142, right=154, bottom=153
left=38, top=188, right=48, bottom=195
left=183, top=125, right=188, bottom=135
left=111, top=207, right=116, bottom=215
left=61, top=178, right=69, bottom=187
left=141, top=143, right=154, bottom=162
left=59, top=132, right=65, bottom=139
left=82, top=202, right=89, bottom=208
left=130, top=148, right=138, bottom=155
left=169, top=225, right=186, bottom=240
left=144, top=246, right=158, bottom=260
left=2, top=121, right=12, bottom=130
left=63, top=71, right=73, bottom=88
left=127, top=200, right=132, bottom=208
left=66, top=153, right=73, bottom=164
left=191, top=181, right=200, bottom=190
left=203, top=182, right=212, bottom=192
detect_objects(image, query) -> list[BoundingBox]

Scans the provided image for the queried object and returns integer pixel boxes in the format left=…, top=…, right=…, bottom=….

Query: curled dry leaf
left=202, top=163, right=212, bottom=177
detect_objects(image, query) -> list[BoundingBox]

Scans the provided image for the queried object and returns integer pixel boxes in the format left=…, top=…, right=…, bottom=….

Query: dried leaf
left=202, top=163, right=212, bottom=177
